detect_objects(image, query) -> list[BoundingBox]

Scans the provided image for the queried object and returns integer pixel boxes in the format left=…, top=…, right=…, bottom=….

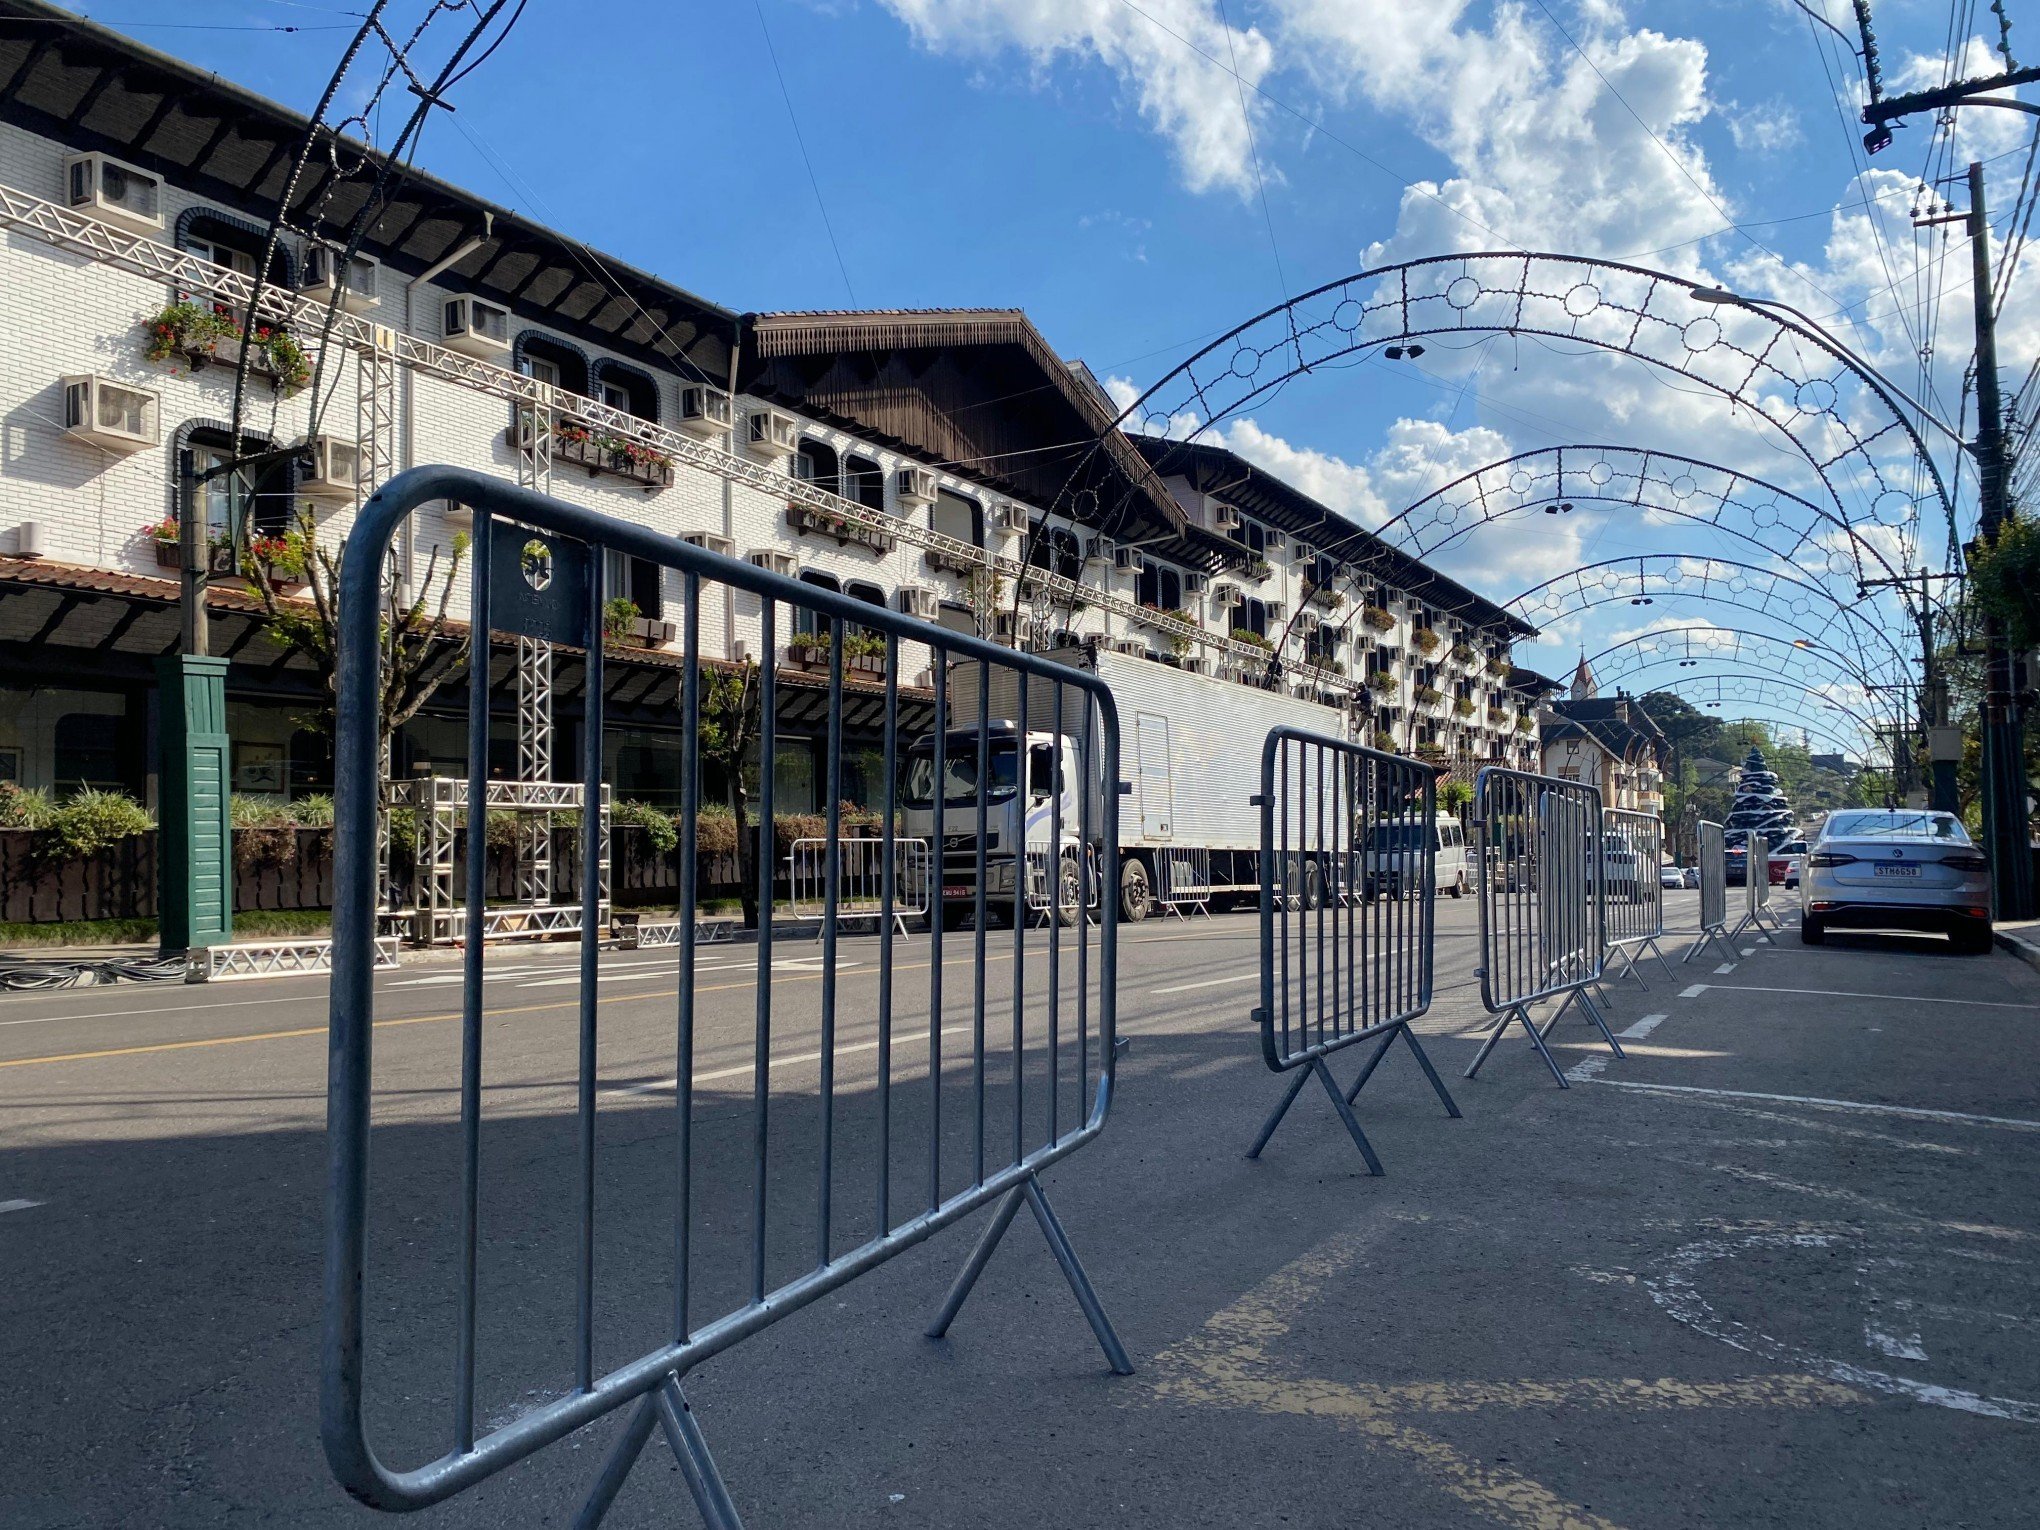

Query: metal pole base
left=575, top=1376, right=742, bottom=1530
left=925, top=1172, right=1133, bottom=1375
left=1465, top=1002, right=1569, bottom=1088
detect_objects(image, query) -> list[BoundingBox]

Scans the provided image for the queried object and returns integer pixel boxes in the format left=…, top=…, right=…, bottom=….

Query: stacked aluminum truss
left=389, top=777, right=610, bottom=945
left=192, top=935, right=399, bottom=981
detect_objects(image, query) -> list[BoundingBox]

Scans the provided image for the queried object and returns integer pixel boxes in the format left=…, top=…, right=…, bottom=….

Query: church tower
left=1569, top=652, right=1598, bottom=699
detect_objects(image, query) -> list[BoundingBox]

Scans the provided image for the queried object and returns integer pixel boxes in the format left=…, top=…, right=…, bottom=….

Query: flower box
left=1305, top=583, right=1345, bottom=612
left=1449, top=644, right=1476, bottom=666
left=1413, top=629, right=1441, bottom=655
left=1360, top=604, right=1394, bottom=632
left=786, top=503, right=896, bottom=554
left=1415, top=686, right=1444, bottom=707
left=509, top=420, right=674, bottom=490
left=924, top=546, right=978, bottom=577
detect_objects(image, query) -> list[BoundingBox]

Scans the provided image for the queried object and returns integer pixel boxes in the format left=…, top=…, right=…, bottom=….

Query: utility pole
left=1966, top=162, right=2038, bottom=918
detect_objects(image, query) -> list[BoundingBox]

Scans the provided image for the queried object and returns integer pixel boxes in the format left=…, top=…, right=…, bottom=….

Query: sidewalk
left=1997, top=917, right=2040, bottom=973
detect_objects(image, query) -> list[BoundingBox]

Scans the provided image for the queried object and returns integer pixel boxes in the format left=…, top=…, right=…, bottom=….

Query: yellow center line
left=0, top=948, right=1040, bottom=1070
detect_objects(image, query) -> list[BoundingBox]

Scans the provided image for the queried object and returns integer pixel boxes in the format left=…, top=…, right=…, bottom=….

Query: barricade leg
left=1464, top=1004, right=1570, bottom=1088
left=925, top=1172, right=1133, bottom=1375
left=1247, top=1056, right=1387, bottom=1174
left=1645, top=937, right=1676, bottom=980
left=1605, top=944, right=1647, bottom=991
left=575, top=1377, right=740, bottom=1530
left=1246, top=1065, right=1313, bottom=1158
left=1341, top=1023, right=1462, bottom=1120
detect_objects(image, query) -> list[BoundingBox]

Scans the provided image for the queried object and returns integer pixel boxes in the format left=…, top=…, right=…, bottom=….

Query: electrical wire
left=0, top=953, right=187, bottom=989
left=751, top=0, right=857, bottom=306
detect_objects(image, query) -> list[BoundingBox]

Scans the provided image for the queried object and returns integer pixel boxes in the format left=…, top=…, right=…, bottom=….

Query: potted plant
left=844, top=631, right=888, bottom=676
left=1372, top=730, right=1396, bottom=752
left=1245, top=556, right=1272, bottom=581
left=1360, top=604, right=1394, bottom=632
left=786, top=629, right=832, bottom=670
left=1229, top=626, right=1272, bottom=651
left=603, top=595, right=641, bottom=645
left=1367, top=671, right=1396, bottom=696
left=1415, top=684, right=1444, bottom=706
left=1454, top=696, right=1476, bottom=718
left=1449, top=642, right=1476, bottom=665
left=142, top=301, right=238, bottom=371
left=143, top=516, right=183, bottom=569
left=1516, top=715, right=1536, bottom=734
left=1414, top=628, right=1441, bottom=655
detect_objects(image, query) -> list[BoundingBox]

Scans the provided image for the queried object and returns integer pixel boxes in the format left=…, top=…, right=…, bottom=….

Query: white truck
left=902, top=646, right=1353, bottom=926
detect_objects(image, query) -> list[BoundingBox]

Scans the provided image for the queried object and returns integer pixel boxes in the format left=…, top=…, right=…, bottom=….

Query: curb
left=1995, top=924, right=2040, bottom=974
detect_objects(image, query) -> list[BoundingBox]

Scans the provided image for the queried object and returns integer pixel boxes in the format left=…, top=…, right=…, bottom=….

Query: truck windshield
left=902, top=741, right=1018, bottom=807
left=1367, top=823, right=1426, bottom=852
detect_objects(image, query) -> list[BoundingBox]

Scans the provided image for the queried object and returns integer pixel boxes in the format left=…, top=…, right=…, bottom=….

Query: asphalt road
left=3, top=889, right=2038, bottom=1528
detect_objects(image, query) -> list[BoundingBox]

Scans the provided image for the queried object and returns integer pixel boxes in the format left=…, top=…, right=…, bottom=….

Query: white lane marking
left=1679, top=984, right=1708, bottom=999
left=1714, top=963, right=1737, bottom=974
left=607, top=1020, right=978, bottom=1097
left=1619, top=1013, right=1668, bottom=1040
left=1740, top=947, right=1756, bottom=957
left=0, top=994, right=307, bottom=1028
left=1865, top=1324, right=1929, bottom=1362
left=1150, top=972, right=1259, bottom=995
left=1563, top=1054, right=1609, bottom=1084
left=1580, top=1078, right=2040, bottom=1132
left=0, top=1198, right=43, bottom=1214
left=1692, top=983, right=2035, bottom=1011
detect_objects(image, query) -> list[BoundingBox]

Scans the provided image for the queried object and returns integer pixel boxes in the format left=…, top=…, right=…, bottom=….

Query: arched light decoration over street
left=1361, top=446, right=1916, bottom=645
left=1582, top=625, right=1903, bottom=698
left=1114, top=253, right=1955, bottom=565
left=1648, top=672, right=1887, bottom=759
left=1581, top=651, right=1905, bottom=743
left=1507, top=556, right=1917, bottom=693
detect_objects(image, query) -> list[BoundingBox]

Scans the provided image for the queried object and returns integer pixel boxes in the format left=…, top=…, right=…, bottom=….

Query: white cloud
left=1727, top=100, right=1802, bottom=155
left=875, top=0, right=1274, bottom=196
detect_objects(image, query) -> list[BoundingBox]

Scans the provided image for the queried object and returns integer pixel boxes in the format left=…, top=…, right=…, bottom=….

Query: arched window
left=1027, top=521, right=1081, bottom=581
left=795, top=569, right=840, bottom=638
left=933, top=488, right=982, bottom=548
left=515, top=333, right=589, bottom=396
left=180, top=423, right=295, bottom=538
left=176, top=207, right=293, bottom=286
left=794, top=438, right=841, bottom=497
left=844, top=454, right=884, bottom=511
left=591, top=360, right=659, bottom=421
left=1237, top=598, right=1268, bottom=640
left=1135, top=558, right=1181, bottom=612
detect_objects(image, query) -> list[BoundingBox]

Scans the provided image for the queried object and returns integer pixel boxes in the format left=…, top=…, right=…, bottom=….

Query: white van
left=1361, top=813, right=1471, bottom=900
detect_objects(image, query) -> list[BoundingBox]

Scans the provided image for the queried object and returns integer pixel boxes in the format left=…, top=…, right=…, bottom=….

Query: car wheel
left=1449, top=870, right=1466, bottom=899
left=1952, top=923, right=1995, bottom=956
left=1120, top=857, right=1152, bottom=923
left=1799, top=915, right=1825, bottom=945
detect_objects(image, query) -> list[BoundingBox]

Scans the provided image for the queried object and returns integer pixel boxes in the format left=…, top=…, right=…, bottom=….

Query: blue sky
left=89, top=0, right=2040, bottom=754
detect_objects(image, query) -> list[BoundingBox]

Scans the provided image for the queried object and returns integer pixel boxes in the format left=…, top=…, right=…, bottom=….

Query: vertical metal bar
left=1077, top=695, right=1092, bottom=1119
left=1313, top=741, right=1325, bottom=1049
left=576, top=538, right=604, bottom=1393
left=1097, top=684, right=1121, bottom=1114
left=752, top=598, right=776, bottom=1304
left=1046, top=682, right=1063, bottom=1147
left=453, top=506, right=492, bottom=1453
left=1277, top=735, right=1290, bottom=1058
left=1011, top=667, right=1027, bottom=1166
left=817, top=612, right=843, bottom=1267
left=928, top=653, right=947, bottom=1214
left=972, top=664, right=989, bottom=1186
left=1256, top=730, right=1276, bottom=1062
left=876, top=634, right=898, bottom=1233
left=674, top=572, right=700, bottom=1342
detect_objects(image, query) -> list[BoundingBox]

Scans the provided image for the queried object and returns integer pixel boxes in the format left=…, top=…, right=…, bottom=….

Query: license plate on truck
left=942, top=885, right=973, bottom=900
left=1873, top=864, right=1920, bottom=879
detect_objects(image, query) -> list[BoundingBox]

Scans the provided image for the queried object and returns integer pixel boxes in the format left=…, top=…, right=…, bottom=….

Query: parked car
left=1589, top=829, right=1645, bottom=903
left=1658, top=863, right=1684, bottom=890
left=1363, top=813, right=1470, bottom=900
left=1799, top=809, right=1993, bottom=954
left=1681, top=864, right=1701, bottom=889
left=1771, top=838, right=1806, bottom=889
left=1724, top=840, right=1749, bottom=886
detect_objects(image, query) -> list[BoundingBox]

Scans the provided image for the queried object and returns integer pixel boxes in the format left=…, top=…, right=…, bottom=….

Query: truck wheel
left=1120, top=858, right=1152, bottom=922
left=1449, top=870, right=1466, bottom=899
left=1302, top=863, right=1323, bottom=910
left=940, top=904, right=972, bottom=932
left=1056, top=856, right=1085, bottom=927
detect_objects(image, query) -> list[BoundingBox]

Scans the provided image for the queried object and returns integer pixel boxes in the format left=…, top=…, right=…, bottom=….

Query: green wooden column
left=157, top=654, right=232, bottom=953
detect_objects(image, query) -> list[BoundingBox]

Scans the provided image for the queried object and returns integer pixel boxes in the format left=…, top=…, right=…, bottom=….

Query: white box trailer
left=914, top=646, right=1351, bottom=922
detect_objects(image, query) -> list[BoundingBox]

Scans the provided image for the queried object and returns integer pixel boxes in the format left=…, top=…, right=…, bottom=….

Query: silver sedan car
left=1800, top=809, right=1993, bottom=954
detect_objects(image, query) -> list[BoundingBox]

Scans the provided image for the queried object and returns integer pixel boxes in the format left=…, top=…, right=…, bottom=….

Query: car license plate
left=1873, top=864, right=1920, bottom=879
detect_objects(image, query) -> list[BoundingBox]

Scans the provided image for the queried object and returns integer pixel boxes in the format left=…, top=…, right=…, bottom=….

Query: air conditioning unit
left=1180, top=657, right=1207, bottom=676
left=1085, top=534, right=1116, bottom=564
left=300, top=246, right=380, bottom=312
left=748, top=548, right=798, bottom=577
left=744, top=409, right=798, bottom=460
left=1109, top=639, right=1144, bottom=657
left=1296, top=543, right=1317, bottom=562
left=299, top=434, right=362, bottom=501
left=1181, top=571, right=1210, bottom=595
left=1210, top=504, right=1241, bottom=534
left=681, top=530, right=735, bottom=558
left=677, top=387, right=733, bottom=437
left=639, top=618, right=679, bottom=647
left=992, top=500, right=1028, bottom=533
left=13, top=522, right=45, bottom=559
left=1212, top=583, right=1244, bottom=610
left=1265, top=529, right=1286, bottom=550
left=1111, top=545, right=1138, bottom=571
left=732, top=640, right=753, bottom=665
left=441, top=501, right=474, bottom=534
left=442, top=295, right=510, bottom=357
left=1264, top=599, right=1286, bottom=621
left=63, top=152, right=162, bottom=234
left=894, top=466, right=938, bottom=507
left=62, top=375, right=159, bottom=455
left=990, top=611, right=1017, bottom=642
left=896, top=585, right=938, bottom=620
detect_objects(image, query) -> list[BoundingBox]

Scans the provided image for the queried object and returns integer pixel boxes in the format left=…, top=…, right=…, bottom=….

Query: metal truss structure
left=1582, top=625, right=1898, bottom=699
left=0, top=182, right=1352, bottom=697
left=512, top=404, right=557, bottom=909
left=1114, top=252, right=1955, bottom=566
left=1507, top=555, right=1915, bottom=692
left=194, top=935, right=400, bottom=982
left=388, top=777, right=610, bottom=946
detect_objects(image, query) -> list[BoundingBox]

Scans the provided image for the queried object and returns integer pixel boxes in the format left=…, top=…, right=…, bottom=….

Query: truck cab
left=902, top=722, right=1089, bottom=928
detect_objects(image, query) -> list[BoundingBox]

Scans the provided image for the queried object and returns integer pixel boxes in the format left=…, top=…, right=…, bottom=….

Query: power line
left=751, top=0, right=857, bottom=306
left=1214, top=0, right=1288, bottom=303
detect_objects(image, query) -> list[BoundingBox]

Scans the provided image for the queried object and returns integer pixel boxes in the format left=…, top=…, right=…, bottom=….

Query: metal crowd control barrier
left=1155, top=846, right=1214, bottom=918
left=1727, top=837, right=1785, bottom=946
left=1247, top=728, right=1459, bottom=1172
left=1464, top=768, right=1626, bottom=1089
left=1021, top=845, right=1099, bottom=922
left=789, top=836, right=931, bottom=937
left=1683, top=820, right=1734, bottom=964
left=324, top=467, right=1129, bottom=1530
left=1601, top=807, right=1673, bottom=989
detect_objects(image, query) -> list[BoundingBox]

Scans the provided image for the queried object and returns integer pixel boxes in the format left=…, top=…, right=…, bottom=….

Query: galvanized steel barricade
left=1155, top=846, right=1214, bottom=918
left=1247, top=728, right=1459, bottom=1173
left=1463, top=768, right=1627, bottom=1089
left=1727, top=834, right=1785, bottom=946
left=789, top=836, right=931, bottom=937
left=324, top=468, right=1129, bottom=1530
left=1600, top=807, right=1673, bottom=990
left=1683, top=820, right=1735, bottom=964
